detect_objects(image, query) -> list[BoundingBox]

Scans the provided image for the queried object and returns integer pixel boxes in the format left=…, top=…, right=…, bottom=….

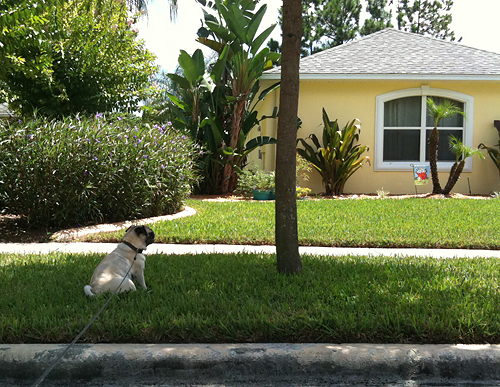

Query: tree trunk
left=428, top=127, right=442, bottom=194
left=275, top=0, right=303, bottom=275
left=442, top=161, right=464, bottom=195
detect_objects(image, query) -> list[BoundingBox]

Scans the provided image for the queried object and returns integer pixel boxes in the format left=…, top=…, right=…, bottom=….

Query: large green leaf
left=244, top=135, right=277, bottom=154
left=251, top=24, right=276, bottom=56
left=167, top=73, right=190, bottom=90
left=177, top=50, right=204, bottom=84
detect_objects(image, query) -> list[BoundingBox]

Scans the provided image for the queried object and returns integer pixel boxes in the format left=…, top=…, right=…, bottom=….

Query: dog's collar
left=122, top=241, right=143, bottom=254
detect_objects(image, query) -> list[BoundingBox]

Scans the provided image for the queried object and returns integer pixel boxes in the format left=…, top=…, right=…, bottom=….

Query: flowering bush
left=0, top=114, right=198, bottom=227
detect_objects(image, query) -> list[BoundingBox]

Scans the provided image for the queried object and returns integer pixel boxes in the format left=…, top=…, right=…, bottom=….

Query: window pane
left=426, top=97, right=464, bottom=127
left=383, top=130, right=420, bottom=161
left=384, top=96, right=421, bottom=127
left=425, top=130, right=463, bottom=161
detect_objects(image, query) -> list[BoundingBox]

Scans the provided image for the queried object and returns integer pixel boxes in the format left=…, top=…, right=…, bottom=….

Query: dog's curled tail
left=84, top=285, right=95, bottom=297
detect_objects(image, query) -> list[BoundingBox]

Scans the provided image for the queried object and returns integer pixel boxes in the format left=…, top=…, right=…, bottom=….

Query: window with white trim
left=375, top=87, right=474, bottom=171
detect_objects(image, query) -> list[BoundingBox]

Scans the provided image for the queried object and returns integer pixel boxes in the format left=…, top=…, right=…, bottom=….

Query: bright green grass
left=1, top=252, right=500, bottom=344
left=85, top=198, right=500, bottom=249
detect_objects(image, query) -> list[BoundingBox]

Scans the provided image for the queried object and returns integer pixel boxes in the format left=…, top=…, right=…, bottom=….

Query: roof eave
left=261, top=73, right=500, bottom=81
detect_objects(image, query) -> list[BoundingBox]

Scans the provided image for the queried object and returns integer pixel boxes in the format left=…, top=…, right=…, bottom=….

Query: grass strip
left=84, top=198, right=500, bottom=249
left=1, top=252, right=499, bottom=344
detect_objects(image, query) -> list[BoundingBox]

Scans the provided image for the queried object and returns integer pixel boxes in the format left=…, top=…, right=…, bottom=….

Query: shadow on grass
left=1, top=252, right=500, bottom=344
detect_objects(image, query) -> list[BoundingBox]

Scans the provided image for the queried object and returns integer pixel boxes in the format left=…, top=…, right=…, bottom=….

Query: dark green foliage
left=1, top=251, right=500, bottom=344
left=360, top=0, right=393, bottom=35
left=396, top=0, right=456, bottom=40
left=297, top=108, right=370, bottom=195
left=1, top=0, right=157, bottom=117
left=0, top=114, right=198, bottom=227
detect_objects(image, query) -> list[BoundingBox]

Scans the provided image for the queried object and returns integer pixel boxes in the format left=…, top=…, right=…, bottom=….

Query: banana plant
left=297, top=108, right=370, bottom=195
left=195, top=0, right=280, bottom=192
left=167, top=37, right=279, bottom=193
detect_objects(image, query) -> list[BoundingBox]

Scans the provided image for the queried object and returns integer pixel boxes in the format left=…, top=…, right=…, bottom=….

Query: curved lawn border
left=50, top=207, right=196, bottom=242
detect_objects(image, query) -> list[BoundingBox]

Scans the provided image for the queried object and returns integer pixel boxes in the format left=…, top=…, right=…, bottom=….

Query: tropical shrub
left=478, top=121, right=500, bottom=177
left=236, top=168, right=275, bottom=196
left=0, top=114, right=198, bottom=227
left=297, top=108, right=370, bottom=195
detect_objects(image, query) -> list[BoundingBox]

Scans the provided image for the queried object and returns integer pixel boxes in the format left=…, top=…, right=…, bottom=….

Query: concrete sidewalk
left=2, top=243, right=500, bottom=386
left=2, top=241, right=500, bottom=259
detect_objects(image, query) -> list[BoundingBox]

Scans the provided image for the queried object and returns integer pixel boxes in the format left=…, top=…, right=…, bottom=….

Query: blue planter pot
left=252, top=190, right=271, bottom=200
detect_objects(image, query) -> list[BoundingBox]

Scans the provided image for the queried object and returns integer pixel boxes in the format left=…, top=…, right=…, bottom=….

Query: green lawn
left=1, top=251, right=500, bottom=344
left=85, top=198, right=500, bottom=249
left=3, top=197, right=500, bottom=345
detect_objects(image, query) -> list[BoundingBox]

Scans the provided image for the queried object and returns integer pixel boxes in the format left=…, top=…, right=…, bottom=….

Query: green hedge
left=0, top=114, right=198, bottom=227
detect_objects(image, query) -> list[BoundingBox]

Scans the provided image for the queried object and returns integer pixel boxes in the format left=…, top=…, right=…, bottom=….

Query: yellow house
left=251, top=28, right=500, bottom=195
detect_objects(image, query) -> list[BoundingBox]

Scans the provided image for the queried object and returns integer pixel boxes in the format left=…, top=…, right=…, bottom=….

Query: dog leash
left=31, top=248, right=139, bottom=387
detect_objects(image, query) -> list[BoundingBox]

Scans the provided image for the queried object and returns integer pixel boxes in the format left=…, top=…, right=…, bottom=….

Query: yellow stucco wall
left=249, top=80, right=500, bottom=195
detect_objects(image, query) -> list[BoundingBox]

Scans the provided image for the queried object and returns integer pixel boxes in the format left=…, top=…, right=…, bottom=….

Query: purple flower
left=137, top=139, right=142, bottom=144
left=143, top=155, right=149, bottom=159
left=86, top=138, right=90, bottom=143
left=95, top=139, right=100, bottom=143
left=95, top=113, right=103, bottom=119
left=182, top=135, right=187, bottom=140
left=124, top=135, right=128, bottom=139
left=93, top=156, right=98, bottom=161
left=167, top=121, right=172, bottom=126
left=161, top=164, right=165, bottom=170
left=84, top=170, right=88, bottom=176
left=117, top=117, right=123, bottom=121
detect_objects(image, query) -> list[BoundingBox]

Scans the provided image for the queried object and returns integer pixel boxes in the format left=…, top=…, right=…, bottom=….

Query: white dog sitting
left=84, top=225, right=155, bottom=296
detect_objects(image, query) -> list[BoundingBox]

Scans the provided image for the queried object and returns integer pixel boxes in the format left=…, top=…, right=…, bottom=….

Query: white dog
left=84, top=225, right=155, bottom=296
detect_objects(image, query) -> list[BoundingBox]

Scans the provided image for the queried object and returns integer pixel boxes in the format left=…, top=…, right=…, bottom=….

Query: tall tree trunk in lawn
left=275, top=0, right=303, bottom=275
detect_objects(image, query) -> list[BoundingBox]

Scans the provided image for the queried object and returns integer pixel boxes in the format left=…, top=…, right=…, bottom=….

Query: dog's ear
left=126, top=225, right=134, bottom=232
left=134, top=225, right=147, bottom=236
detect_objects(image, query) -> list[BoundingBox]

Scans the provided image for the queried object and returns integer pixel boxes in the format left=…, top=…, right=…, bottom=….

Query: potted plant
left=236, top=168, right=275, bottom=200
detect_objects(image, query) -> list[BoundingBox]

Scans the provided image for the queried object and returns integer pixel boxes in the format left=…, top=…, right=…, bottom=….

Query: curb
left=2, top=343, right=500, bottom=386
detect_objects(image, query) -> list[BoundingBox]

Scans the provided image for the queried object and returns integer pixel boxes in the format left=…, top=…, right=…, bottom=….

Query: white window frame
left=374, top=86, right=474, bottom=172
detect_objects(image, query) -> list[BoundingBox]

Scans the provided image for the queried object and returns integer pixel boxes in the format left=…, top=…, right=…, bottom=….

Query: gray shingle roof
left=263, top=28, right=500, bottom=80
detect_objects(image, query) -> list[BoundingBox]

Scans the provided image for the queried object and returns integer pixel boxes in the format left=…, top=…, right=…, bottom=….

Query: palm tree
left=426, top=97, right=464, bottom=194
left=442, top=135, right=484, bottom=194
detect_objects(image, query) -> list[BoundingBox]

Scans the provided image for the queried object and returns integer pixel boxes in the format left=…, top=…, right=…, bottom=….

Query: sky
left=136, top=0, right=500, bottom=73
